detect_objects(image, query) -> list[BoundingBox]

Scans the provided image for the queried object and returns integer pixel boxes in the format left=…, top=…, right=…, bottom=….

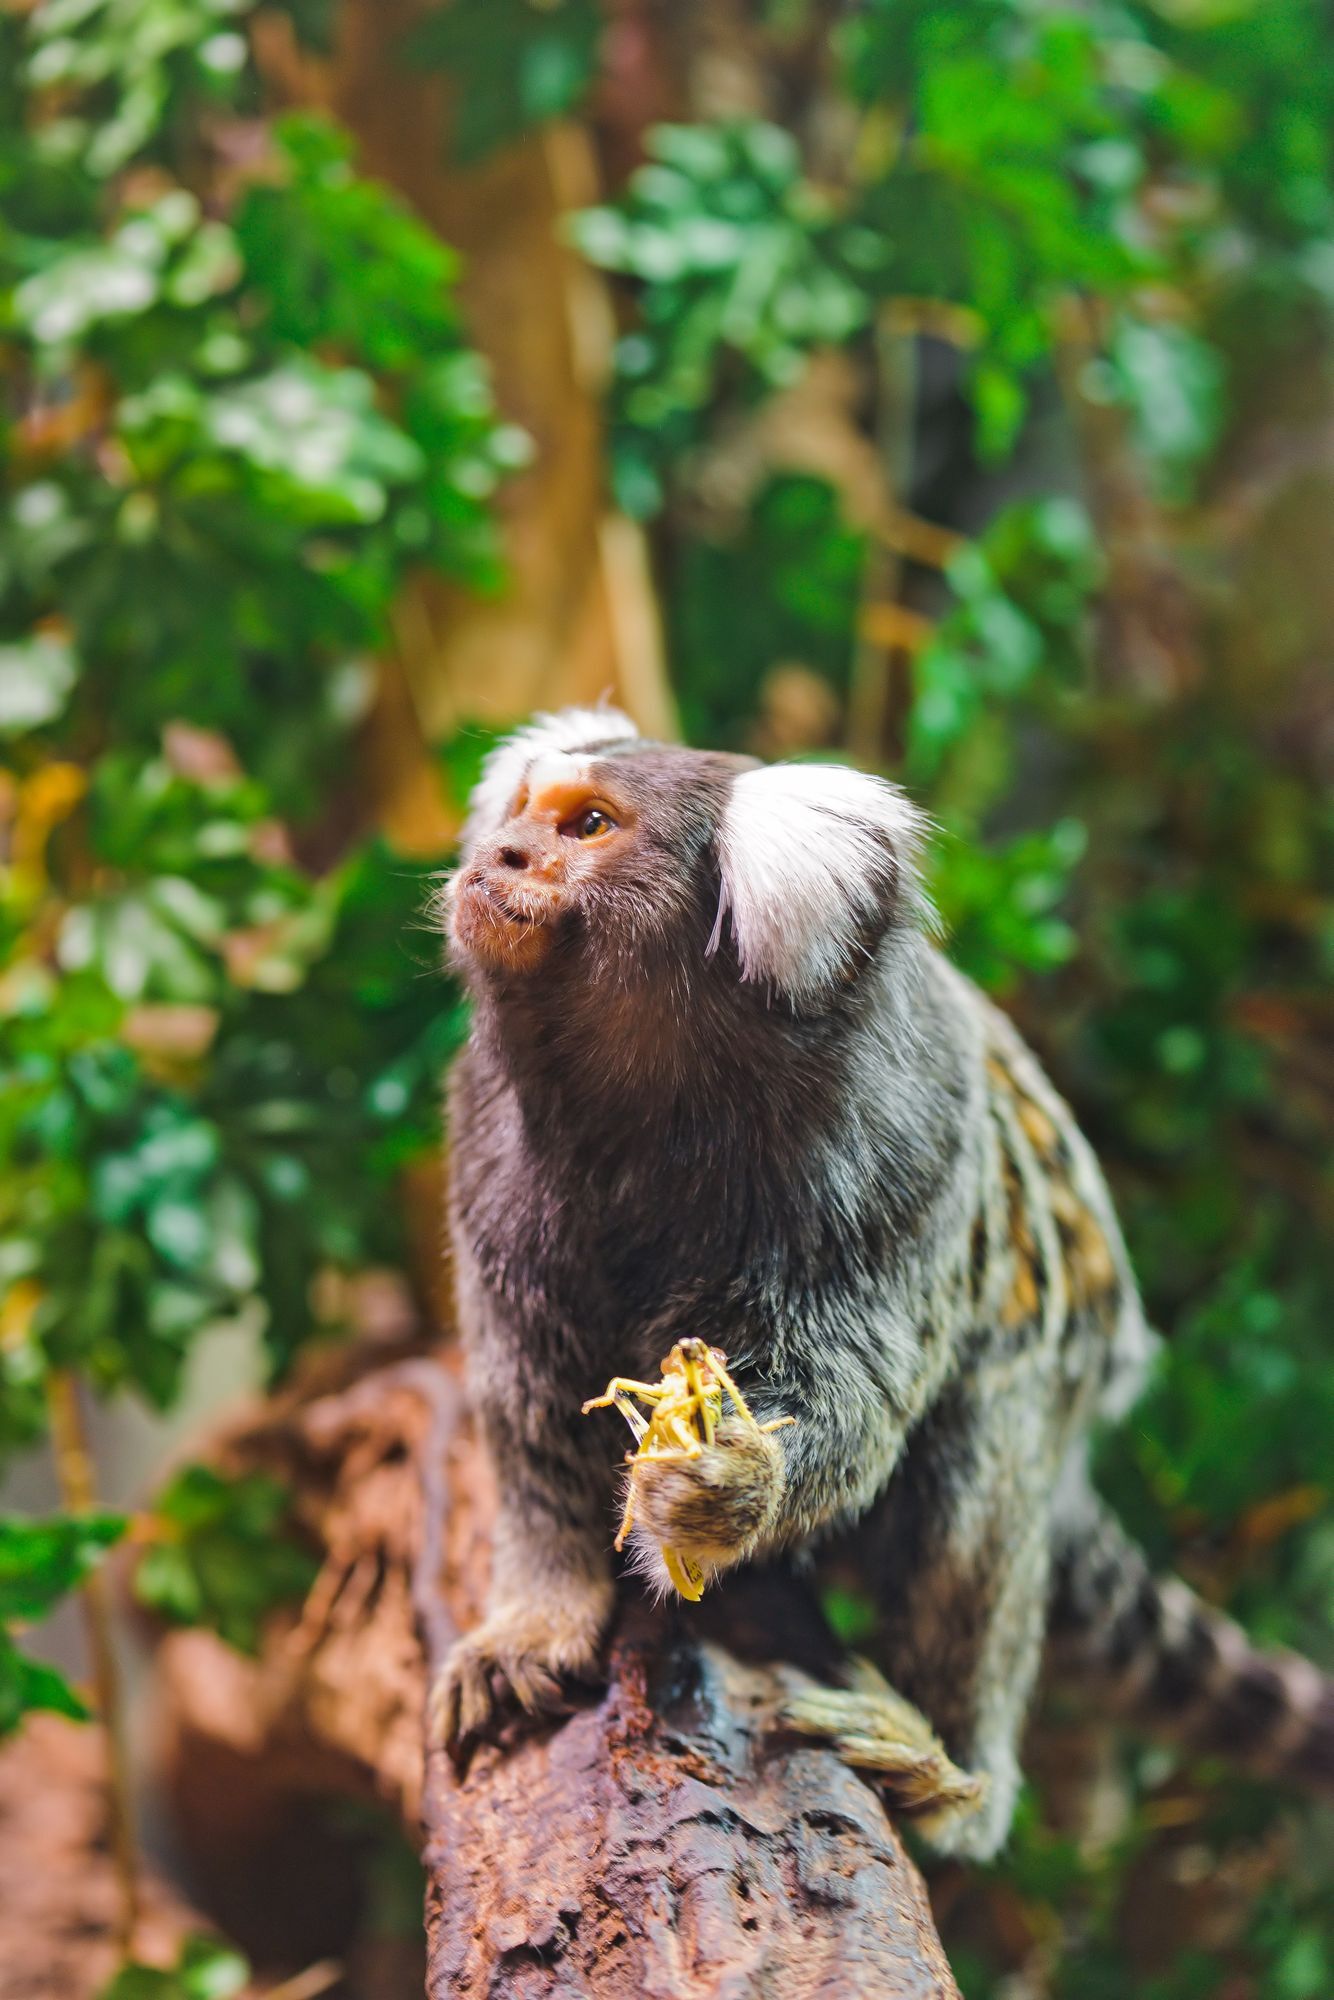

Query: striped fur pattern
left=436, top=708, right=1333, bottom=1855
left=1049, top=1472, right=1334, bottom=1796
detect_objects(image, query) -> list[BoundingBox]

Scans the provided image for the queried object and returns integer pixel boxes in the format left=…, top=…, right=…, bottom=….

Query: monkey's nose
left=485, top=831, right=560, bottom=879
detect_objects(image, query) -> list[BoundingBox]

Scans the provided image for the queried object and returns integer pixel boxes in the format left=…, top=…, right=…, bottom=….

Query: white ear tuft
left=709, top=761, right=931, bottom=1002
left=462, top=705, right=638, bottom=847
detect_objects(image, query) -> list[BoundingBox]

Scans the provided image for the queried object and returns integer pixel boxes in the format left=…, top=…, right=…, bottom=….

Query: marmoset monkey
left=432, top=706, right=1334, bottom=1857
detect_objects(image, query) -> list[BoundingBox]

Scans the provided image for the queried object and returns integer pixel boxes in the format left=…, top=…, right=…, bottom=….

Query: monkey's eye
left=563, top=806, right=617, bottom=841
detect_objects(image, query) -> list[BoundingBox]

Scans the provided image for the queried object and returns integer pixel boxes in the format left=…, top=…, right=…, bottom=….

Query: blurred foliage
left=0, top=0, right=496, bottom=1729
left=98, top=1935, right=249, bottom=2000
left=0, top=1510, right=125, bottom=1732
left=572, top=123, right=871, bottom=517
left=133, top=1463, right=316, bottom=1653
left=2, top=0, right=1333, bottom=1995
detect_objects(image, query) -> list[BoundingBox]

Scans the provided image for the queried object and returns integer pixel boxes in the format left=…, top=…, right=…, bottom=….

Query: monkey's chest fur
left=448, top=963, right=1147, bottom=1554
left=452, top=1059, right=918, bottom=1420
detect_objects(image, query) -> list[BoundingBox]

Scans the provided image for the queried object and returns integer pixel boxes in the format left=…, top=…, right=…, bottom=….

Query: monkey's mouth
left=451, top=870, right=562, bottom=972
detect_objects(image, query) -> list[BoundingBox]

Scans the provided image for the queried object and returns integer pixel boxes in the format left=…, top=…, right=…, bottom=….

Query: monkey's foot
left=777, top=1658, right=987, bottom=1839
left=428, top=1593, right=608, bottom=1765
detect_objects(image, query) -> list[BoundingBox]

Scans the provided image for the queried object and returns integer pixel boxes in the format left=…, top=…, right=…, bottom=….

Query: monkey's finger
left=827, top=1730, right=974, bottom=1800
left=429, top=1663, right=486, bottom=1776
left=843, top=1654, right=894, bottom=1698
left=781, top=1682, right=938, bottom=1755
left=910, top=1775, right=991, bottom=1843
left=454, top=1652, right=497, bottom=1743
left=425, top=1666, right=457, bottom=1750
left=887, top=1761, right=986, bottom=1814
left=506, top=1656, right=563, bottom=1714
left=796, top=1723, right=925, bottom=1769
left=776, top=1681, right=985, bottom=1824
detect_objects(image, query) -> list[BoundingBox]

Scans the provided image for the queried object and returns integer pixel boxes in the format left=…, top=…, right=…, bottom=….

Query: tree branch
left=148, top=1347, right=960, bottom=1998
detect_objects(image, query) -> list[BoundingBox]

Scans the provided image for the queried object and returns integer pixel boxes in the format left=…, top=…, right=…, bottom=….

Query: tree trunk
left=148, top=1347, right=960, bottom=1998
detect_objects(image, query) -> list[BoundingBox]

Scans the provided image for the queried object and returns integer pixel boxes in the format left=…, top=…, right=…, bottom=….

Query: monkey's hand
left=628, top=1416, right=785, bottom=1593
left=428, top=1579, right=611, bottom=1762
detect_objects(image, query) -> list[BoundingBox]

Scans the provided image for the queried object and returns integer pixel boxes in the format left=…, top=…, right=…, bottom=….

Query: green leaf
left=669, top=474, right=866, bottom=746
left=931, top=820, right=1087, bottom=994
left=235, top=114, right=461, bottom=368
left=136, top=1466, right=317, bottom=1654
left=12, top=194, right=238, bottom=353
left=14, top=235, right=163, bottom=347
left=1111, top=317, right=1227, bottom=502
left=0, top=1629, right=92, bottom=1735
left=971, top=356, right=1028, bottom=462
left=0, top=633, right=79, bottom=735
left=0, top=1513, right=124, bottom=1737
left=820, top=1585, right=880, bottom=1646
left=0, top=1512, right=127, bottom=1622
left=98, top=1934, right=250, bottom=2000
left=118, top=361, right=426, bottom=527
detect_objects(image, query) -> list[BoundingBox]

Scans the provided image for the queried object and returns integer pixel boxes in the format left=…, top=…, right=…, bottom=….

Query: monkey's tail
left=1048, top=1496, right=1334, bottom=1798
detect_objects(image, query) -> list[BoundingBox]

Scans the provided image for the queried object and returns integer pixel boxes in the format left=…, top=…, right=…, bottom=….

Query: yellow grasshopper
left=582, top=1337, right=795, bottom=1601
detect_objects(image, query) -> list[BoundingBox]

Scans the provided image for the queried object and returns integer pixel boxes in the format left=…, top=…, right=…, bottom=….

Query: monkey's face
left=450, top=725, right=737, bottom=979
left=447, top=707, right=930, bottom=1011
left=449, top=756, right=640, bottom=976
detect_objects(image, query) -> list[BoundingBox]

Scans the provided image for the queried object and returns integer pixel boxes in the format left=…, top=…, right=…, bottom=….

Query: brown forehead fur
left=572, top=742, right=758, bottom=818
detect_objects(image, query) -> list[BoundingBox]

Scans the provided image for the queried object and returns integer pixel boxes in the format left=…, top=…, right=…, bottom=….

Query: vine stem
left=46, top=1369, right=141, bottom=1958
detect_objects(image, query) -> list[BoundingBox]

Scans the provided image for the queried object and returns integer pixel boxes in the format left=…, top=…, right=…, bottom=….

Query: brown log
left=149, top=1348, right=959, bottom=1998
left=423, top=1609, right=959, bottom=1999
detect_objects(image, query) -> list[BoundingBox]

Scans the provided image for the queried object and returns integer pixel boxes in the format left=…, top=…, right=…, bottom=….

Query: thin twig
left=45, top=1369, right=141, bottom=1958
left=860, top=603, right=935, bottom=652
left=260, top=1960, right=343, bottom=2000
left=878, top=507, right=967, bottom=572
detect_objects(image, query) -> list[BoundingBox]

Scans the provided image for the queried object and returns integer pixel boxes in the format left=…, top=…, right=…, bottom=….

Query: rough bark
left=149, top=1346, right=960, bottom=1999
